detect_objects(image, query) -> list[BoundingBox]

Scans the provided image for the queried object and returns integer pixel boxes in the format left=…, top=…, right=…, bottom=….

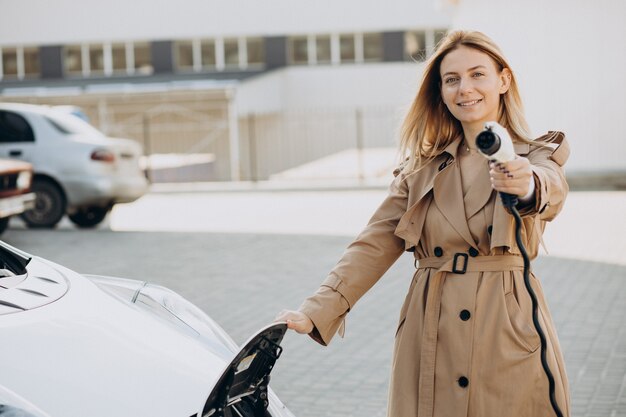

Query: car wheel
left=21, top=179, right=66, bottom=228
left=0, top=217, right=9, bottom=235
left=68, top=206, right=110, bottom=228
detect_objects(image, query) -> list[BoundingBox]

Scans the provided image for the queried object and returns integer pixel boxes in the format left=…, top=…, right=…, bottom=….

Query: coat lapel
left=463, top=158, right=494, bottom=219
left=433, top=160, right=478, bottom=249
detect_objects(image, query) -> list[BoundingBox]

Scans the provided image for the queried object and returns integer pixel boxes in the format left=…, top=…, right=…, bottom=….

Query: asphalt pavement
left=3, top=188, right=626, bottom=417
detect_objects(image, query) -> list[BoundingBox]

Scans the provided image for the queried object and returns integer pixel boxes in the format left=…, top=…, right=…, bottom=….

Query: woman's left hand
left=489, top=156, right=533, bottom=197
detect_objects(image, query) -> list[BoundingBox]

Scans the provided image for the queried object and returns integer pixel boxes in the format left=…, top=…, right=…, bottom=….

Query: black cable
left=500, top=192, right=564, bottom=417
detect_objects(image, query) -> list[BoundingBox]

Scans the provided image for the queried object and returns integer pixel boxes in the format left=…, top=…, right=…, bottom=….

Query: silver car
left=0, top=103, right=148, bottom=228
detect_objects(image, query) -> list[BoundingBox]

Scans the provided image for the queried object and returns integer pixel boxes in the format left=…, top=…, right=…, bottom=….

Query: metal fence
left=238, top=106, right=403, bottom=182
left=3, top=92, right=406, bottom=182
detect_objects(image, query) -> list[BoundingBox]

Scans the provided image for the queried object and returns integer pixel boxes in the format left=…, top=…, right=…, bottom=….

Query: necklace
left=461, top=140, right=478, bottom=155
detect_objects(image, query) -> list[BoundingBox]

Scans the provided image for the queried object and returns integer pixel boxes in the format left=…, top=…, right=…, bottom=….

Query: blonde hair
left=399, top=30, right=533, bottom=171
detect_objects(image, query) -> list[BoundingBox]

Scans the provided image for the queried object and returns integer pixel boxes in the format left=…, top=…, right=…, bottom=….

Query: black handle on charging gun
left=502, top=191, right=564, bottom=417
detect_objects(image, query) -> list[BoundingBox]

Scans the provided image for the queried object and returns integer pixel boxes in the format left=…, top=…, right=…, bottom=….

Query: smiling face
left=440, top=46, right=511, bottom=137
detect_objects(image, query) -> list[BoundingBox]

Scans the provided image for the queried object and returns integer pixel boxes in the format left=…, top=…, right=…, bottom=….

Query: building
left=0, top=0, right=450, bottom=181
left=1, top=0, right=623, bottom=183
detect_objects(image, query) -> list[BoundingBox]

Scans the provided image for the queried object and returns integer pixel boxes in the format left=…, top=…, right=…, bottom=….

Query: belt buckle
left=452, top=253, right=468, bottom=274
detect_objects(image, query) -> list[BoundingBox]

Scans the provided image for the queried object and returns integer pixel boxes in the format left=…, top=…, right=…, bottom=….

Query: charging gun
left=475, top=121, right=519, bottom=208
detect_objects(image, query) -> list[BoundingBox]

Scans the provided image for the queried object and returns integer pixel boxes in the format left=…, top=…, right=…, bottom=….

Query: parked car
left=0, top=103, right=148, bottom=228
left=0, top=159, right=35, bottom=235
left=0, top=240, right=295, bottom=417
left=51, top=105, right=90, bottom=122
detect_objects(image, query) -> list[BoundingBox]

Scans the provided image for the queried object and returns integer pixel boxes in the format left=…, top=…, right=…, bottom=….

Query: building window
left=246, top=38, right=264, bottom=66
left=405, top=29, right=449, bottom=61
left=405, top=31, right=427, bottom=62
left=89, top=44, right=105, bottom=74
left=0, top=46, right=40, bottom=80
left=175, top=37, right=263, bottom=72
left=133, top=42, right=153, bottom=75
left=111, top=43, right=127, bottom=73
left=65, top=45, right=82, bottom=74
left=176, top=40, right=194, bottom=71
left=223, top=38, right=239, bottom=68
left=363, top=33, right=383, bottom=62
left=289, top=33, right=385, bottom=66
left=201, top=40, right=216, bottom=69
left=340, top=34, right=356, bottom=63
left=22, top=47, right=40, bottom=78
left=1, top=48, right=19, bottom=79
left=316, top=35, right=332, bottom=64
left=64, top=42, right=152, bottom=77
left=289, top=37, right=308, bottom=65
left=434, top=29, right=448, bottom=48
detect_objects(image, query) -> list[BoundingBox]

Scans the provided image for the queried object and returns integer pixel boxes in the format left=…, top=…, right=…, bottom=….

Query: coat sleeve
left=298, top=166, right=409, bottom=346
left=517, top=132, right=570, bottom=221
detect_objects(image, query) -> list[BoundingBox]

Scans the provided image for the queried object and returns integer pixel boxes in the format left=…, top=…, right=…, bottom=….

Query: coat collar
left=395, top=137, right=532, bottom=251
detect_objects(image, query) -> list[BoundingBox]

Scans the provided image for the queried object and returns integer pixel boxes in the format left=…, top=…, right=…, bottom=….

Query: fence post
left=248, top=114, right=258, bottom=182
left=227, top=89, right=241, bottom=181
left=142, top=113, right=151, bottom=182
left=355, top=108, right=364, bottom=183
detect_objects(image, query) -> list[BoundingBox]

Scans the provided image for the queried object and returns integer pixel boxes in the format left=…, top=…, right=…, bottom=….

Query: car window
left=44, top=111, right=104, bottom=137
left=0, top=111, right=35, bottom=143
left=44, top=117, right=72, bottom=134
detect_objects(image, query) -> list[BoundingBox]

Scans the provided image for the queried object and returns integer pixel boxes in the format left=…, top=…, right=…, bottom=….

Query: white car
left=0, top=240, right=295, bottom=417
left=0, top=103, right=148, bottom=228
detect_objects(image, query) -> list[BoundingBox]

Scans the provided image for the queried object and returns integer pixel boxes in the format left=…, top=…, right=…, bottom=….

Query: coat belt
left=414, top=254, right=525, bottom=417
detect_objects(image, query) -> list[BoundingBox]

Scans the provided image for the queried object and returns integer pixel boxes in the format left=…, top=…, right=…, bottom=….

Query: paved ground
left=3, top=189, right=626, bottom=417
left=109, top=189, right=626, bottom=267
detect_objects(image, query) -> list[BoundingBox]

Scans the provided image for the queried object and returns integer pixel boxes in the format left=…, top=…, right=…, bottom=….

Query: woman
left=276, top=30, right=570, bottom=417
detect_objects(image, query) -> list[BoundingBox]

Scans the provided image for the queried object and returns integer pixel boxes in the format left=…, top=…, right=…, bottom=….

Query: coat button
left=434, top=247, right=443, bottom=257
left=458, top=376, right=469, bottom=388
left=487, top=225, right=493, bottom=235
left=460, top=310, right=471, bottom=321
left=468, top=247, right=479, bottom=257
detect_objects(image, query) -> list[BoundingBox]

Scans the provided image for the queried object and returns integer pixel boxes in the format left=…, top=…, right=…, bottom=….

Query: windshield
left=0, top=386, right=52, bottom=417
left=44, top=111, right=105, bottom=137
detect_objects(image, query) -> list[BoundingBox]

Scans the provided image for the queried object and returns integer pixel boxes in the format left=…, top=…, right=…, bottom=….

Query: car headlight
left=16, top=171, right=32, bottom=190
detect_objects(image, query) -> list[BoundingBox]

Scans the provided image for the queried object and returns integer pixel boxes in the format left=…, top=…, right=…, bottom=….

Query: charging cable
left=476, top=122, right=564, bottom=417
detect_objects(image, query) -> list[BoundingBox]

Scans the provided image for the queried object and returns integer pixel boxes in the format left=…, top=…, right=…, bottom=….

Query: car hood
left=0, top=256, right=283, bottom=417
left=0, top=385, right=52, bottom=417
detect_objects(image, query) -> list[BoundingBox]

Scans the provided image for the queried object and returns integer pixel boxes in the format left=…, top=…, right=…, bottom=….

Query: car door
left=0, top=110, right=37, bottom=163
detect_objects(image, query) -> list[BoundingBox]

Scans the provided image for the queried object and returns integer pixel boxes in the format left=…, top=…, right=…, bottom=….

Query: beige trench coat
left=299, top=132, right=571, bottom=417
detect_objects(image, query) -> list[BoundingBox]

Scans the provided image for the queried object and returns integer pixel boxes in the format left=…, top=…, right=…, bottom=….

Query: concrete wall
left=449, top=0, right=626, bottom=173
left=0, top=0, right=451, bottom=45
left=236, top=62, right=422, bottom=115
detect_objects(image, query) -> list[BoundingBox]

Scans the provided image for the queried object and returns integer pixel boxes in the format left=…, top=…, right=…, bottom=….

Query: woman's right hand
left=275, top=310, right=314, bottom=334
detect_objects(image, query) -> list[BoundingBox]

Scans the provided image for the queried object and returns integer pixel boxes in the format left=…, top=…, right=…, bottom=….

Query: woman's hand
left=275, top=310, right=314, bottom=334
left=489, top=155, right=533, bottom=198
